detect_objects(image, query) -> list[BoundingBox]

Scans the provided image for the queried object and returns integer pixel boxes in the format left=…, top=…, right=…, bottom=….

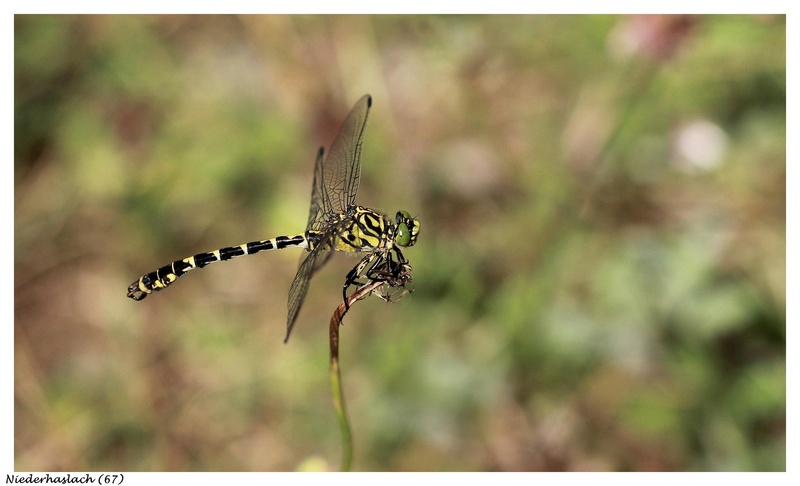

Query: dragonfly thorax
left=305, top=206, right=389, bottom=254
left=305, top=206, right=419, bottom=254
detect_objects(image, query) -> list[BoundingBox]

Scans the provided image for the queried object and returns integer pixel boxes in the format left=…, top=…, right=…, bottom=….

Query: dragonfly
left=127, top=94, right=420, bottom=342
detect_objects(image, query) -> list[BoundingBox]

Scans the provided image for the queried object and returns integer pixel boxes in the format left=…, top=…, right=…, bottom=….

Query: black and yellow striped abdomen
left=127, top=234, right=308, bottom=301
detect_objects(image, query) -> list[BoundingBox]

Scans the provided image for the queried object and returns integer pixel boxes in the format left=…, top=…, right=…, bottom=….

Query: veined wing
left=286, top=246, right=326, bottom=343
left=321, top=94, right=372, bottom=216
left=306, top=146, right=326, bottom=232
left=284, top=223, right=342, bottom=342
left=288, top=94, right=373, bottom=342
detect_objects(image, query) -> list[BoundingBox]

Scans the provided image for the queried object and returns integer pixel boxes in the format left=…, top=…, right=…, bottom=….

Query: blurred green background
left=14, top=15, right=785, bottom=471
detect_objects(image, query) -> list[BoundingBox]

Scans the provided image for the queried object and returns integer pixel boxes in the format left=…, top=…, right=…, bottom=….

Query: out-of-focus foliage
left=14, top=15, right=785, bottom=471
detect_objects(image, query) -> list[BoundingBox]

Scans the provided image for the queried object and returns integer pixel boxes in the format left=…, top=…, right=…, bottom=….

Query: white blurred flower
left=673, top=119, right=728, bottom=172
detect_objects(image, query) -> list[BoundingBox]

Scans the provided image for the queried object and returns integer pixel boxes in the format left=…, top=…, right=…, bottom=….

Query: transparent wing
left=284, top=228, right=338, bottom=342
left=306, top=147, right=327, bottom=231
left=288, top=94, right=372, bottom=341
left=322, top=94, right=372, bottom=215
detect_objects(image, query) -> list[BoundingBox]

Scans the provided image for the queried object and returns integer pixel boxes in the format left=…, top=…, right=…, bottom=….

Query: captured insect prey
left=127, top=95, right=420, bottom=342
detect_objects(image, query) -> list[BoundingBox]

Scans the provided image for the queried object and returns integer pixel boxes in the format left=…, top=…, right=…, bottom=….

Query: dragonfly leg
left=393, top=247, right=408, bottom=265
left=343, top=252, right=401, bottom=309
left=343, top=254, right=380, bottom=311
left=362, top=251, right=414, bottom=303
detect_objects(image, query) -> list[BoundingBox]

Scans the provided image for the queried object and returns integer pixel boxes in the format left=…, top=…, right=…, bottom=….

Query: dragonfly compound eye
left=396, top=222, right=411, bottom=247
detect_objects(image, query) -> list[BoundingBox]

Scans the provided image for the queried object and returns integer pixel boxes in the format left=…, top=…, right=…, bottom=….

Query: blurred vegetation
left=14, top=15, right=785, bottom=471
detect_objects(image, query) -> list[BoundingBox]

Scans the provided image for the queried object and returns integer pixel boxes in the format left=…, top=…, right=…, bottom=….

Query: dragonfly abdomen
left=127, top=234, right=308, bottom=301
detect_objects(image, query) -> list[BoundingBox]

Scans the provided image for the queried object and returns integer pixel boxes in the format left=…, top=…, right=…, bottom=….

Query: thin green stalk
left=329, top=279, right=385, bottom=472
left=330, top=356, right=352, bottom=472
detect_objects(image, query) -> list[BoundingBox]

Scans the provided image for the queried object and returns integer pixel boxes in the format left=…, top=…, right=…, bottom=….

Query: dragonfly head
left=394, top=210, right=420, bottom=248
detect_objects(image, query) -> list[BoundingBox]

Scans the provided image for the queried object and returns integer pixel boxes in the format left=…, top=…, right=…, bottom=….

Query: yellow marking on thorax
left=333, top=211, right=388, bottom=252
